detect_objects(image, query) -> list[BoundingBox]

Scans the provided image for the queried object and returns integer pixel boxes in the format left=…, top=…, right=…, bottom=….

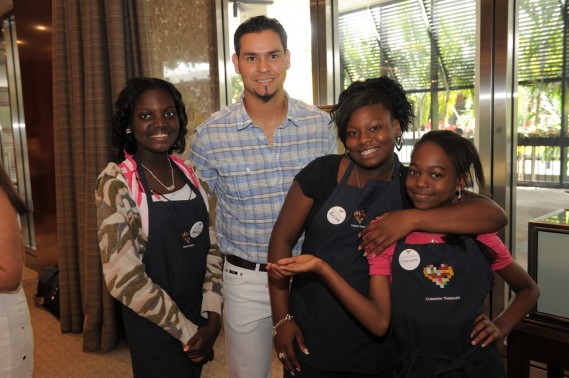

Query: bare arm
left=0, top=189, right=23, bottom=292
left=269, top=255, right=391, bottom=337
left=268, top=182, right=312, bottom=309
left=361, top=191, right=508, bottom=255
left=268, top=181, right=313, bottom=372
left=471, top=261, right=539, bottom=347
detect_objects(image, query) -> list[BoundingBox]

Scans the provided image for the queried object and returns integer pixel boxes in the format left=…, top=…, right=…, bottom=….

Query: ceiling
left=0, top=0, right=12, bottom=18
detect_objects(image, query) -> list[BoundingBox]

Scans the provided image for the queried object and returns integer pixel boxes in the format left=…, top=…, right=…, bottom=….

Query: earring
left=457, top=187, right=462, bottom=200
left=395, top=136, right=403, bottom=151
left=126, top=128, right=132, bottom=134
left=345, top=149, right=350, bottom=158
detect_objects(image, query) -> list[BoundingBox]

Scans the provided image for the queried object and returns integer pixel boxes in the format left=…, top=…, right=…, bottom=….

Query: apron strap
left=134, top=154, right=201, bottom=204
left=133, top=154, right=155, bottom=204
left=340, top=159, right=355, bottom=185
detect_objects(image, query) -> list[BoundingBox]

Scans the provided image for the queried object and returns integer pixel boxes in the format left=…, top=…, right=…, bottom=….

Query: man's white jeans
left=223, top=259, right=273, bottom=378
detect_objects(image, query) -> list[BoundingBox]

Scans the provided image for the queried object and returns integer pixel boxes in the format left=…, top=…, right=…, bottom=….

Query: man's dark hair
left=234, top=15, right=288, bottom=56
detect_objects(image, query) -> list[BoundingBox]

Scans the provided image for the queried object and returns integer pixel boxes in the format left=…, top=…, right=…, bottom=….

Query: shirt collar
left=235, top=91, right=298, bottom=131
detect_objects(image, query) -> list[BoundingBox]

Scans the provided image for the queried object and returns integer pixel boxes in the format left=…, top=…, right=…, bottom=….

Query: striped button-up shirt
left=189, top=94, right=338, bottom=264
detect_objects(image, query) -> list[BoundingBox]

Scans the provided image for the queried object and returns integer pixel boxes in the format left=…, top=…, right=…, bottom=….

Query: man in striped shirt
left=190, top=15, right=337, bottom=378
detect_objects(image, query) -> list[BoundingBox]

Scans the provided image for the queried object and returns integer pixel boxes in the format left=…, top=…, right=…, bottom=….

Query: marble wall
left=145, top=0, right=219, bottom=157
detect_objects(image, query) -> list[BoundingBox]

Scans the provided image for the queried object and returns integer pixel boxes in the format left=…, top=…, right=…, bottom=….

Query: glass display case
left=527, top=208, right=569, bottom=330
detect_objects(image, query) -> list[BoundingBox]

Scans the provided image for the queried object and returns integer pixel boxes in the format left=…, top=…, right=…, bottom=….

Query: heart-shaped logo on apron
left=182, top=231, right=191, bottom=244
left=423, top=264, right=454, bottom=288
left=353, top=209, right=366, bottom=224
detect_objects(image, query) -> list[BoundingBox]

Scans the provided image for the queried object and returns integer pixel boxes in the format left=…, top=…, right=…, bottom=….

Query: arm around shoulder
left=416, top=191, right=508, bottom=235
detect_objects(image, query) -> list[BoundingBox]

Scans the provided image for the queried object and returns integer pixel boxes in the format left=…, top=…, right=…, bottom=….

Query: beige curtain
left=52, top=0, right=151, bottom=352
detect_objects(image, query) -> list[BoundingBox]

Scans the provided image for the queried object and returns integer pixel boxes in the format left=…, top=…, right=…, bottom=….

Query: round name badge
left=190, top=221, right=204, bottom=238
left=399, top=249, right=421, bottom=271
left=327, top=206, right=346, bottom=225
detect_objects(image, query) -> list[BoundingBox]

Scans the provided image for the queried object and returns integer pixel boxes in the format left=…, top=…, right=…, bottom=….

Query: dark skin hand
left=360, top=191, right=508, bottom=255
left=471, top=313, right=502, bottom=347
left=182, top=312, right=221, bottom=364
left=273, top=319, right=308, bottom=374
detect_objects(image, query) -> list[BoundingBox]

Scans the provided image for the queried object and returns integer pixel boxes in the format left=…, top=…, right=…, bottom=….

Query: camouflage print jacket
left=95, top=153, right=223, bottom=344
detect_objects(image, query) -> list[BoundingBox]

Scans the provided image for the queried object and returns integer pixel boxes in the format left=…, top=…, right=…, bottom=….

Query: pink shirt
left=368, top=232, right=513, bottom=276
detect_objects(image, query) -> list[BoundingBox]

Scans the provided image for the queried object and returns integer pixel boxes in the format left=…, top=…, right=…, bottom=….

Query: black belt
left=226, top=255, right=267, bottom=272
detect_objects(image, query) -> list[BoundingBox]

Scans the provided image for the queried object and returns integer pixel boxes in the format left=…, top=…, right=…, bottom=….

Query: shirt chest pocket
left=217, top=156, right=316, bottom=203
left=218, top=161, right=268, bottom=202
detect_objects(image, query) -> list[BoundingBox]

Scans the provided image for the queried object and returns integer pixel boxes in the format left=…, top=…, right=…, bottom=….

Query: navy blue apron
left=290, top=157, right=403, bottom=375
left=391, top=236, right=506, bottom=377
left=122, top=156, right=210, bottom=378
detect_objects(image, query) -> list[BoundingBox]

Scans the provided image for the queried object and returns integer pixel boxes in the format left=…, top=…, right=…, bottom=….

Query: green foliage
left=518, top=81, right=561, bottom=138
left=232, top=75, right=243, bottom=103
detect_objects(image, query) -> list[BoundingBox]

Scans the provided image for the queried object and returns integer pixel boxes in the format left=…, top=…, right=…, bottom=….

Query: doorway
left=0, top=14, right=35, bottom=255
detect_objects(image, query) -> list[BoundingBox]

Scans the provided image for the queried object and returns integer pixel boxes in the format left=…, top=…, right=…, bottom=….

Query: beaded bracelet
left=272, top=314, right=294, bottom=338
left=494, top=317, right=512, bottom=336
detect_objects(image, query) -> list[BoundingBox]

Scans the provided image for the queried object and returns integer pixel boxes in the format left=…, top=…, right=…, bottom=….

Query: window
left=516, top=0, right=568, bottom=187
left=219, top=0, right=313, bottom=105
left=0, top=15, right=34, bottom=248
left=338, top=0, right=477, bottom=161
